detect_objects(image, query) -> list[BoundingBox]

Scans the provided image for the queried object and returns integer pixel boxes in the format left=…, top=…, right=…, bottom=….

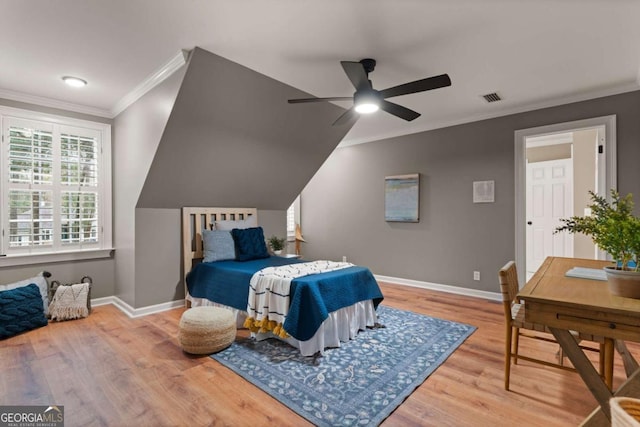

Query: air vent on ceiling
left=482, top=92, right=502, bottom=103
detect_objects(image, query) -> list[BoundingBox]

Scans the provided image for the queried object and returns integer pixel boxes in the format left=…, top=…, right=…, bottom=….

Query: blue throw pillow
left=202, top=229, right=236, bottom=262
left=231, top=227, right=270, bottom=261
left=0, top=283, right=48, bottom=339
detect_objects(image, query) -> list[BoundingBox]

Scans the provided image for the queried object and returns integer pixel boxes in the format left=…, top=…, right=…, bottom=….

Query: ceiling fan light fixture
left=354, top=91, right=381, bottom=114
left=355, top=102, right=379, bottom=114
left=62, top=76, right=87, bottom=88
left=288, top=58, right=451, bottom=125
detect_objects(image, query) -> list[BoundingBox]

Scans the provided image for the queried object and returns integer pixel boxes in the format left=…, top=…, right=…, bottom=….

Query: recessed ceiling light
left=62, top=76, right=87, bottom=88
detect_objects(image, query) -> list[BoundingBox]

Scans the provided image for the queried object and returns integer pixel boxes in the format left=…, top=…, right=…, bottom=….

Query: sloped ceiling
left=137, top=47, right=351, bottom=209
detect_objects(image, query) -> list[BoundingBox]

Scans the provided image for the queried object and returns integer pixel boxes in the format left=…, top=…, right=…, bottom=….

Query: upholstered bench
left=178, top=306, right=236, bottom=354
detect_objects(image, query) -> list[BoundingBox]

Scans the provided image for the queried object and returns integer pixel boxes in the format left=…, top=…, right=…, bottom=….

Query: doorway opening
left=514, top=115, right=617, bottom=284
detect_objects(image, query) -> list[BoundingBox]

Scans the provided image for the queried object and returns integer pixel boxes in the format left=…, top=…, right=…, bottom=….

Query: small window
left=286, top=196, right=300, bottom=240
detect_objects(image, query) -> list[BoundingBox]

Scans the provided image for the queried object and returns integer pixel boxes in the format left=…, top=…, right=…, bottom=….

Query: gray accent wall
left=301, top=90, right=640, bottom=293
left=137, top=47, right=351, bottom=209
left=118, top=47, right=351, bottom=308
left=0, top=98, right=115, bottom=297
left=112, top=65, right=187, bottom=307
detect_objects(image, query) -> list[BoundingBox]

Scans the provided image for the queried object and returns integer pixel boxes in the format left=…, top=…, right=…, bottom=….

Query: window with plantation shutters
left=286, top=202, right=295, bottom=237
left=60, top=132, right=99, bottom=244
left=286, top=195, right=300, bottom=240
left=1, top=108, right=112, bottom=260
left=6, top=122, right=54, bottom=248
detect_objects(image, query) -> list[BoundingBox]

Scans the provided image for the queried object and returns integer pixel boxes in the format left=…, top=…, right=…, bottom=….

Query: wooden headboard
left=181, top=207, right=258, bottom=305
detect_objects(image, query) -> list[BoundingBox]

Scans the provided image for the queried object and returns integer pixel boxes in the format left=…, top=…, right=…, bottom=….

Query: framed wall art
left=385, top=173, right=420, bottom=222
left=473, top=180, right=495, bottom=203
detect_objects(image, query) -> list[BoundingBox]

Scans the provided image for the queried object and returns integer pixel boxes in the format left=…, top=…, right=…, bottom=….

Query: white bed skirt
left=187, top=293, right=378, bottom=356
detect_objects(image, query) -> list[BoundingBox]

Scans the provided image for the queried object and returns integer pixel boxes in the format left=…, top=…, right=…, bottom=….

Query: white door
left=526, top=158, right=574, bottom=278
left=515, top=116, right=615, bottom=287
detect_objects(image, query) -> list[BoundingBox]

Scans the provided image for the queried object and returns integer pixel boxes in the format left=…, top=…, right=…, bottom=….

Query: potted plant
left=267, top=235, right=287, bottom=255
left=555, top=190, right=640, bottom=297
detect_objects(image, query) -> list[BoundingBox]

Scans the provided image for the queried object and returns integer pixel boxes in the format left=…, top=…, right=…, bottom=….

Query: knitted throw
left=49, top=283, right=90, bottom=321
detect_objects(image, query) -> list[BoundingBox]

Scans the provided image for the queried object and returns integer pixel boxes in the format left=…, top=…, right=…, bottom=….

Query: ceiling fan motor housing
left=360, top=58, right=377, bottom=74
left=354, top=89, right=382, bottom=106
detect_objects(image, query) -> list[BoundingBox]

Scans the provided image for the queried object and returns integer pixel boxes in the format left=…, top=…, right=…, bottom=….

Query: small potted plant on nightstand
left=267, top=235, right=287, bottom=255
left=555, top=190, right=640, bottom=298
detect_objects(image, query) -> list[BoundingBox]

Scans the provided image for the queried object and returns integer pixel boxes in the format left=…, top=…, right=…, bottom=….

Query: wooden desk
left=518, top=256, right=640, bottom=425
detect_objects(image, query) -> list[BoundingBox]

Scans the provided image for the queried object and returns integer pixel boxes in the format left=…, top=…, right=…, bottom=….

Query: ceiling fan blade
left=380, top=100, right=421, bottom=121
left=379, top=74, right=451, bottom=99
left=332, top=107, right=359, bottom=126
left=288, top=96, right=353, bottom=104
left=341, top=61, right=371, bottom=92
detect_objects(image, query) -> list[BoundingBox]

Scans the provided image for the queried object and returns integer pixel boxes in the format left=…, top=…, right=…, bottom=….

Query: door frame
left=514, top=115, right=617, bottom=286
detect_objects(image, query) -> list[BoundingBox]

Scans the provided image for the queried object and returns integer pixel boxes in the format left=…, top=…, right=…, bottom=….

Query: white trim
left=526, top=132, right=574, bottom=147
left=374, top=274, right=502, bottom=302
left=0, top=248, right=113, bottom=268
left=514, top=115, right=617, bottom=285
left=0, top=49, right=188, bottom=119
left=110, top=50, right=189, bottom=117
left=90, top=296, right=117, bottom=307
left=339, top=83, right=637, bottom=147
left=0, top=88, right=112, bottom=118
left=94, top=275, right=500, bottom=319
left=92, top=296, right=185, bottom=318
left=0, top=104, right=111, bottom=129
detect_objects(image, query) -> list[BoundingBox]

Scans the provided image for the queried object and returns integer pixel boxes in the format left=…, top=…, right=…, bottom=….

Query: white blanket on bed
left=245, top=260, right=352, bottom=337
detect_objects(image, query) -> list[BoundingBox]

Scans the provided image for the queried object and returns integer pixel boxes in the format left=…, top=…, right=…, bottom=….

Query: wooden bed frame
left=181, top=207, right=258, bottom=306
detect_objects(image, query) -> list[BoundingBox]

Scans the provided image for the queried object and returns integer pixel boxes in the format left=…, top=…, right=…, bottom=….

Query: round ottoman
left=178, top=306, right=236, bottom=354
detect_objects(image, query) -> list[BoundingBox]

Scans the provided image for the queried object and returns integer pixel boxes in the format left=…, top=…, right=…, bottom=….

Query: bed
left=182, top=207, right=383, bottom=356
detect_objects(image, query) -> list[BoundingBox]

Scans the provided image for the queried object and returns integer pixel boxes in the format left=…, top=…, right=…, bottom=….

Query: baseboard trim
left=91, top=296, right=185, bottom=318
left=374, top=274, right=502, bottom=302
left=90, top=275, right=500, bottom=317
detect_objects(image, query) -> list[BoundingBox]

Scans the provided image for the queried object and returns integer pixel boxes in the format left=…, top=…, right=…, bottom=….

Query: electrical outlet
left=473, top=271, right=480, bottom=281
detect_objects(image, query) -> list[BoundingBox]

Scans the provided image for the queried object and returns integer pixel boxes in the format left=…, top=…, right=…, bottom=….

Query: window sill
left=0, top=248, right=114, bottom=268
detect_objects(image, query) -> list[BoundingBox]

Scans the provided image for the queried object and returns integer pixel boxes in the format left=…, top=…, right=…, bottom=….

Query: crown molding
left=339, top=81, right=640, bottom=147
left=0, top=88, right=112, bottom=118
left=0, top=49, right=189, bottom=120
left=110, top=49, right=189, bottom=117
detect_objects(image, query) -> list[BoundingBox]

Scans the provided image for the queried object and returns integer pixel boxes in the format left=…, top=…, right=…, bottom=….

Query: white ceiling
left=2, top=0, right=639, bottom=145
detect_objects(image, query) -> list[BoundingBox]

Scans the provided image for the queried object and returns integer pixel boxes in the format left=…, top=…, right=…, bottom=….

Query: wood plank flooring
left=2, top=281, right=638, bottom=426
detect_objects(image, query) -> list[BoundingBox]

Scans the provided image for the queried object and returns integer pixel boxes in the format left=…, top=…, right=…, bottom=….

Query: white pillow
left=1, top=272, right=49, bottom=315
left=215, top=216, right=258, bottom=231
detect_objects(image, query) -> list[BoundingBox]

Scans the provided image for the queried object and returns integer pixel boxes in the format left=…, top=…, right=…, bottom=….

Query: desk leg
left=581, top=369, right=640, bottom=426
left=616, top=340, right=640, bottom=378
left=550, top=328, right=613, bottom=419
left=604, top=338, right=614, bottom=391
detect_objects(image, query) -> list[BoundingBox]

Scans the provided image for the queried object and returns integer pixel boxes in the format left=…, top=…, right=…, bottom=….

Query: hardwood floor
left=2, top=282, right=637, bottom=426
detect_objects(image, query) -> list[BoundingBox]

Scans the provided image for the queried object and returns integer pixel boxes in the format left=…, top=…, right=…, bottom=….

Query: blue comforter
left=186, top=257, right=383, bottom=341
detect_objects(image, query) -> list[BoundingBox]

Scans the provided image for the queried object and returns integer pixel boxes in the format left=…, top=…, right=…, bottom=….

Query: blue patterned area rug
left=211, top=305, right=476, bottom=426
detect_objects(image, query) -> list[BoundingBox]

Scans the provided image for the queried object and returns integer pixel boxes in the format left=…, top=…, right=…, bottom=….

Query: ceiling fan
left=288, top=58, right=451, bottom=126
